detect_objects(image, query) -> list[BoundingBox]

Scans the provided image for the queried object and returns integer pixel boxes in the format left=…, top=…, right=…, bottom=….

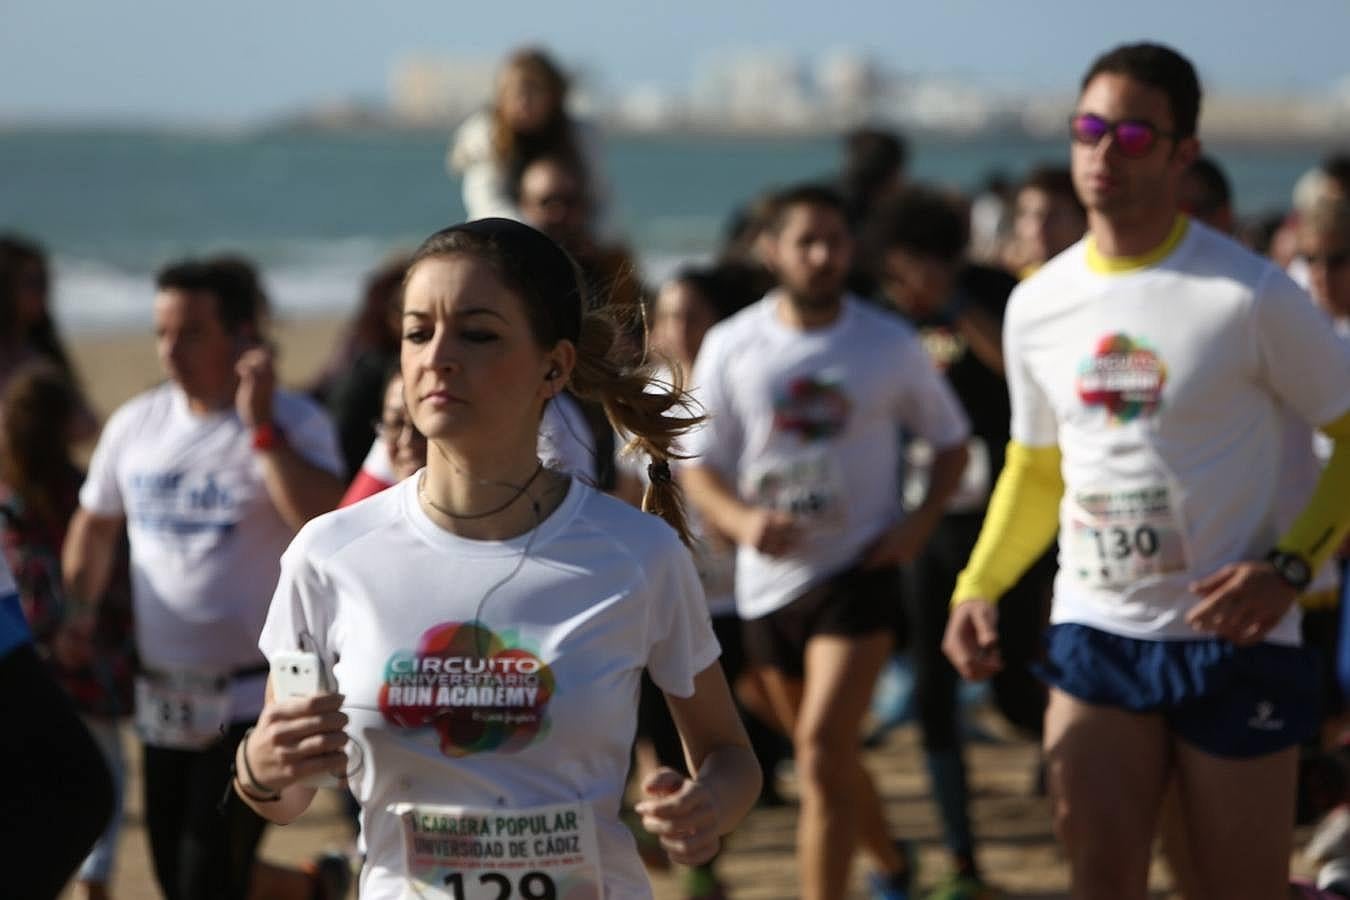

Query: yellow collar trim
left=1085, top=215, right=1189, bottom=274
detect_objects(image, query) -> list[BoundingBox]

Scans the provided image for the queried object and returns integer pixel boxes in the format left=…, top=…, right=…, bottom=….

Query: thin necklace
left=417, top=462, right=545, bottom=521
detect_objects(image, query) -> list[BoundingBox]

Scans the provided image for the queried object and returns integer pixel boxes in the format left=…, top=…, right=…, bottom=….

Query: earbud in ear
left=546, top=368, right=559, bottom=381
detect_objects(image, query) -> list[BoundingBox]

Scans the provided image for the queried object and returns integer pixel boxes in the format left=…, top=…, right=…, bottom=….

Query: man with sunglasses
left=942, top=42, right=1350, bottom=899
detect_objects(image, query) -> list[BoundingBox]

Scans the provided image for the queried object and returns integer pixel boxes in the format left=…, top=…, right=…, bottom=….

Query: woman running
left=239, top=218, right=760, bottom=898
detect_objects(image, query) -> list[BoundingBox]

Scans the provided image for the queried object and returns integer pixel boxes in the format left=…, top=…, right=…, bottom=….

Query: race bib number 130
left=394, top=801, right=603, bottom=900
left=1067, top=484, right=1188, bottom=590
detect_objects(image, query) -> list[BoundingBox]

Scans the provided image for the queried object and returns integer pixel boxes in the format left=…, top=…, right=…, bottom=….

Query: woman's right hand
left=245, top=692, right=349, bottom=791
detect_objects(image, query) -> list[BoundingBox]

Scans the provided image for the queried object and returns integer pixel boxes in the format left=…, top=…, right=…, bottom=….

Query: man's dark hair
left=1020, top=165, right=1084, bottom=214
left=1323, top=153, right=1350, bottom=194
left=669, top=262, right=760, bottom=323
left=506, top=147, right=590, bottom=205
left=1185, top=155, right=1232, bottom=214
left=1081, top=42, right=1202, bottom=139
left=871, top=186, right=969, bottom=263
left=841, top=128, right=908, bottom=224
left=155, top=259, right=261, bottom=336
left=769, top=183, right=849, bottom=233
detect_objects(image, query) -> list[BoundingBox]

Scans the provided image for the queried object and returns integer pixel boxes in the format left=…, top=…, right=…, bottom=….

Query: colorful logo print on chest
left=773, top=374, right=851, bottom=441
left=1076, top=333, right=1167, bottom=423
left=379, top=621, right=555, bottom=758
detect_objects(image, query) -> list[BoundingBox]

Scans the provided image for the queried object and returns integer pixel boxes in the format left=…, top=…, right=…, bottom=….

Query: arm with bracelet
left=233, top=678, right=349, bottom=824
left=1186, top=408, right=1350, bottom=643
left=1185, top=272, right=1350, bottom=644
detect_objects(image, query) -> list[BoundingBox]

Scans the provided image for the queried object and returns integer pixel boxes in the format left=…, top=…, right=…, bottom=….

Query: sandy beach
left=57, top=713, right=1186, bottom=899
left=56, top=319, right=1312, bottom=899
left=67, top=315, right=350, bottom=430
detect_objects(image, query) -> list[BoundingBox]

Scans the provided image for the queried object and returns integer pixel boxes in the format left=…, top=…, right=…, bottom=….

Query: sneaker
left=868, top=842, right=917, bottom=900
left=867, top=871, right=913, bottom=900
left=305, top=850, right=354, bottom=900
left=924, top=873, right=1000, bottom=900
left=683, top=864, right=728, bottom=900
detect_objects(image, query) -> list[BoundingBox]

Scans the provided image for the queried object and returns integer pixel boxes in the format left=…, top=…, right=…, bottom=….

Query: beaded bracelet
left=233, top=727, right=281, bottom=803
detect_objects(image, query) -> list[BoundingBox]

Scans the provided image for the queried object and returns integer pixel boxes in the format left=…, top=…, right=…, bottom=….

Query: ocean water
left=0, top=127, right=1328, bottom=333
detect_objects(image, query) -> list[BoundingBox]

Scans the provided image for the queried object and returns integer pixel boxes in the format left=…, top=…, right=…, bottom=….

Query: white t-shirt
left=538, top=392, right=600, bottom=486
left=80, top=382, right=342, bottom=718
left=259, top=476, right=719, bottom=900
left=1006, top=219, right=1350, bottom=644
left=685, top=293, right=971, bottom=620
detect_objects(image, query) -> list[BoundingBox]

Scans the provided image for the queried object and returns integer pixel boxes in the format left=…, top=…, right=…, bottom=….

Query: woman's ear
left=542, top=340, right=577, bottom=395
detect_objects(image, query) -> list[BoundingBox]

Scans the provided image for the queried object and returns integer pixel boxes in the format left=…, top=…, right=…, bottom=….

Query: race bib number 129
left=393, top=801, right=603, bottom=900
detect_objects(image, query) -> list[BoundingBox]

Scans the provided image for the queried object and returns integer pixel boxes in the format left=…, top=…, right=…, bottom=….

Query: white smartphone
left=270, top=651, right=343, bottom=787
left=271, top=651, right=329, bottom=699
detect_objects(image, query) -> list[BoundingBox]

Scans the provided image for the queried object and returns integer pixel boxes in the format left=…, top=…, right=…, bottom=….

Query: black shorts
left=742, top=565, right=901, bottom=678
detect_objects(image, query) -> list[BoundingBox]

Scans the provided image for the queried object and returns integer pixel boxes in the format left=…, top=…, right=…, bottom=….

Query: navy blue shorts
left=1037, top=623, right=1320, bottom=759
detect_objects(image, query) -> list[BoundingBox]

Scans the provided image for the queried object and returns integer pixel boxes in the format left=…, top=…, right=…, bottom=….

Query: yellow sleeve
left=1277, top=408, right=1350, bottom=569
left=951, top=441, right=1063, bottom=606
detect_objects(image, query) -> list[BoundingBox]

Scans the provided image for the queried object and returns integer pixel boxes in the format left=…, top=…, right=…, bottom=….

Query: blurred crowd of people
left=2, top=38, right=1350, bottom=900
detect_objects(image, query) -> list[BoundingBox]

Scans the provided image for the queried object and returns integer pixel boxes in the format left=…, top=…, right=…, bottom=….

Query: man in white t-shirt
left=943, top=43, right=1350, bottom=899
left=682, top=184, right=970, bottom=900
left=61, top=259, right=344, bottom=900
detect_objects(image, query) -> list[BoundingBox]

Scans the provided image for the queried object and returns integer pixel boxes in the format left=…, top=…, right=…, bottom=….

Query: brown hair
left=353, top=253, right=412, bottom=355
left=0, top=235, right=83, bottom=391
left=491, top=48, right=573, bottom=168
left=1020, top=165, right=1084, bottom=214
left=1302, top=198, right=1350, bottom=242
left=0, top=361, right=79, bottom=525
left=405, top=219, right=703, bottom=543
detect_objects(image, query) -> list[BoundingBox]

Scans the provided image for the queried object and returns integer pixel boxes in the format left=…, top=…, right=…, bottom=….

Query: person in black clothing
left=870, top=186, right=1054, bottom=890
left=321, top=255, right=410, bottom=480
left=0, top=552, right=115, bottom=899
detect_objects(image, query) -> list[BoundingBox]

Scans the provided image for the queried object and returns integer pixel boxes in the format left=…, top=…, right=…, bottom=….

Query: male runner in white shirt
left=61, top=259, right=345, bottom=900
left=683, top=184, right=970, bottom=900
left=943, top=43, right=1350, bottom=900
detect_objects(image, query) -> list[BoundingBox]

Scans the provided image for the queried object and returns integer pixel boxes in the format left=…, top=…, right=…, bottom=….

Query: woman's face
left=650, top=280, right=717, bottom=368
left=498, top=66, right=558, bottom=134
left=400, top=254, right=564, bottom=457
left=1300, top=224, right=1350, bottom=320
left=380, top=375, right=426, bottom=481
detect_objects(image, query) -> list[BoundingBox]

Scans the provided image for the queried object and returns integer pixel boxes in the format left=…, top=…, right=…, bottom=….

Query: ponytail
left=568, top=308, right=703, bottom=545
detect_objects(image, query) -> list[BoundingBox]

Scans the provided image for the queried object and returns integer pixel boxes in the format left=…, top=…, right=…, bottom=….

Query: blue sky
left=4, top=0, right=1347, bottom=123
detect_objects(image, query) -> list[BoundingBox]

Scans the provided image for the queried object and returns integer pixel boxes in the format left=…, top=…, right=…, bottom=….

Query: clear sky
left=3, top=0, right=1347, bottom=123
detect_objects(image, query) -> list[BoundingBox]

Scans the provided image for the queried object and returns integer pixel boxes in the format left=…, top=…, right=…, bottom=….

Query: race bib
left=393, top=801, right=603, bottom=900
left=693, top=533, right=735, bottom=602
left=1066, top=483, right=1188, bottom=590
left=134, top=668, right=231, bottom=749
left=904, top=436, right=991, bottom=514
left=744, top=451, right=846, bottom=534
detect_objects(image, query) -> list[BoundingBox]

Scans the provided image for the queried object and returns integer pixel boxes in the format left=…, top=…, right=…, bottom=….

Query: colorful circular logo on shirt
left=379, top=621, right=555, bottom=758
left=773, top=374, right=851, bottom=441
left=1076, top=333, right=1167, bottom=424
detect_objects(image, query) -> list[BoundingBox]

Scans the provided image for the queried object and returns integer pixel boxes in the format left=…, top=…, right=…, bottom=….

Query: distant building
left=691, top=52, right=815, bottom=131
left=816, top=50, right=881, bottom=126
left=388, top=57, right=496, bottom=126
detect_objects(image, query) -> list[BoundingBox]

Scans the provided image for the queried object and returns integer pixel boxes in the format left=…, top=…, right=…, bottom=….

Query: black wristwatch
left=1266, top=549, right=1313, bottom=592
